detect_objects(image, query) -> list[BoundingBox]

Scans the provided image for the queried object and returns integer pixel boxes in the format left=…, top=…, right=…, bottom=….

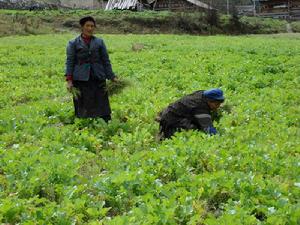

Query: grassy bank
left=1, top=9, right=300, bottom=37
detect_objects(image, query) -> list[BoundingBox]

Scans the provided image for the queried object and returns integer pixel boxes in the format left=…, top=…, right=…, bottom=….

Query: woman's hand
left=67, top=80, right=73, bottom=92
left=111, top=77, right=119, bottom=83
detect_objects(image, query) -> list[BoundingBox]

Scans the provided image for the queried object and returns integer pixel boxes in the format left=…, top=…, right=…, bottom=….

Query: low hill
left=0, top=9, right=299, bottom=37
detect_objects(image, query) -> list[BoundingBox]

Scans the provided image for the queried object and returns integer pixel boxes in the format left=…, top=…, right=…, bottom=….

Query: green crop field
left=0, top=33, right=299, bottom=224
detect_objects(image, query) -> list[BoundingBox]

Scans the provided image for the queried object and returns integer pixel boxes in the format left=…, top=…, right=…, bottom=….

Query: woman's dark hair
left=79, top=16, right=96, bottom=27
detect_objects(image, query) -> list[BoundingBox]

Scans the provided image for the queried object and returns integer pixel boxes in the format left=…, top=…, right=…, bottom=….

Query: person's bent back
left=156, top=88, right=225, bottom=139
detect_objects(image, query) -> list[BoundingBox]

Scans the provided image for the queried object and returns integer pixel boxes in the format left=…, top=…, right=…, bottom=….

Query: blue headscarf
left=203, top=88, right=225, bottom=101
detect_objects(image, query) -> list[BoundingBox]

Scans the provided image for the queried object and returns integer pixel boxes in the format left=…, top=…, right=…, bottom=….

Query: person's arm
left=65, top=41, right=75, bottom=81
left=99, top=40, right=116, bottom=81
left=65, top=41, right=76, bottom=91
left=193, top=113, right=217, bottom=135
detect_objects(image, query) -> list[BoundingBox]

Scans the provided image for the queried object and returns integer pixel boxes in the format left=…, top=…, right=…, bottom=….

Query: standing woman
left=65, top=16, right=117, bottom=122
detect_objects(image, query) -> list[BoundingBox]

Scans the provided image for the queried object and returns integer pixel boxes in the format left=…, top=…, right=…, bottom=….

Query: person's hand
left=208, top=126, right=217, bottom=135
left=111, top=76, right=119, bottom=82
left=66, top=80, right=73, bottom=92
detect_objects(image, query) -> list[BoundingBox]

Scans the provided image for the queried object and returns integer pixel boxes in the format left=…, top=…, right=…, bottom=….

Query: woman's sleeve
left=65, top=41, right=76, bottom=79
left=100, top=40, right=115, bottom=80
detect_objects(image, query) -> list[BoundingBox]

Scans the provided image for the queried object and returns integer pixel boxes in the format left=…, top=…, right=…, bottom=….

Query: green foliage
left=106, top=78, right=131, bottom=96
left=239, top=16, right=288, bottom=34
left=291, top=21, right=300, bottom=33
left=0, top=9, right=296, bottom=37
left=0, top=33, right=299, bottom=224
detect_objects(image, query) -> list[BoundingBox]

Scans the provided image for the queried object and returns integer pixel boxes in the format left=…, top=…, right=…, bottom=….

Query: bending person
left=156, top=88, right=225, bottom=139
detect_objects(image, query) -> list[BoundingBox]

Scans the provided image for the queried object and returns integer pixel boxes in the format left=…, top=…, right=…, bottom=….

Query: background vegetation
left=0, top=33, right=299, bottom=224
left=1, top=9, right=299, bottom=37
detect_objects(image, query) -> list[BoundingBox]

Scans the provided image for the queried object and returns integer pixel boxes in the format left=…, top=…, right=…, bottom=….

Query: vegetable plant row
left=0, top=33, right=299, bottom=224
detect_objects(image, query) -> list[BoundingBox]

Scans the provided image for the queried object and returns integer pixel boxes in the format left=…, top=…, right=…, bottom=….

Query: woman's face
left=82, top=21, right=95, bottom=37
left=207, top=101, right=222, bottom=111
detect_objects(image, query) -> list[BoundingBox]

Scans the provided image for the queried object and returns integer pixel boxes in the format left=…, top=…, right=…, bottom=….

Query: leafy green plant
left=0, top=33, right=299, bottom=224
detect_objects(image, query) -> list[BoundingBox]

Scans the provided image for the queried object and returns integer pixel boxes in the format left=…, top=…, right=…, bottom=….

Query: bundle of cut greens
left=106, top=78, right=131, bottom=96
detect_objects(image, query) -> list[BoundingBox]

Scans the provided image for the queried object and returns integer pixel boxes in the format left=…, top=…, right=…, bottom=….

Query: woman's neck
left=81, top=33, right=92, bottom=39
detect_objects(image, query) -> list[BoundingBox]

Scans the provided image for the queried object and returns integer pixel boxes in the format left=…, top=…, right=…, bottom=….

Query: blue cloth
left=203, top=88, right=224, bottom=101
left=208, top=126, right=217, bottom=135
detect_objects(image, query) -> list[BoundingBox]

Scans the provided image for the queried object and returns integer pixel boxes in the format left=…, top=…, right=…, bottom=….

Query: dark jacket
left=159, top=90, right=213, bottom=132
left=65, top=35, right=115, bottom=81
